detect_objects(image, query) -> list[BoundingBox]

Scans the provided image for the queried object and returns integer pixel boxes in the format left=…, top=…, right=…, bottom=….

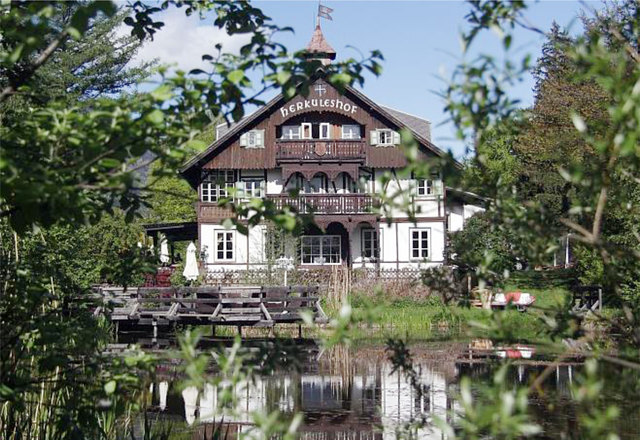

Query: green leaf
left=276, top=71, right=291, bottom=85
left=150, top=85, right=173, bottom=101
left=227, top=70, right=244, bottom=84
left=104, top=380, right=116, bottom=395
left=67, top=27, right=82, bottom=40
left=145, top=109, right=164, bottom=125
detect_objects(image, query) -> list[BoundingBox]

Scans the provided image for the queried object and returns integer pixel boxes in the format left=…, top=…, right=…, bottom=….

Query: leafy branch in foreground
left=379, top=0, right=639, bottom=438
left=1, top=1, right=382, bottom=438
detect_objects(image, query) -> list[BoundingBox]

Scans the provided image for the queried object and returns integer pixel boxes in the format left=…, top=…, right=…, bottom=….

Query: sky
left=131, top=0, right=601, bottom=158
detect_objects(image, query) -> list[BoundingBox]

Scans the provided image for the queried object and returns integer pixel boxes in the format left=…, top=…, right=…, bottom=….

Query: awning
left=143, top=221, right=198, bottom=242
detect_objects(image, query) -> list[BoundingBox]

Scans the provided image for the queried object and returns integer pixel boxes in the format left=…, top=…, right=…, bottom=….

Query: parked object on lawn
left=493, top=291, right=536, bottom=311
left=470, top=289, right=536, bottom=311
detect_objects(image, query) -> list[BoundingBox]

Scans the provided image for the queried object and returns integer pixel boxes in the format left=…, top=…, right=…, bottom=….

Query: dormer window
left=341, top=124, right=360, bottom=140
left=240, top=129, right=265, bottom=148
left=282, top=125, right=301, bottom=140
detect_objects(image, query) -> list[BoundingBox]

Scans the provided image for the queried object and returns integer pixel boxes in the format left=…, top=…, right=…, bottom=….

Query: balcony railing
left=198, top=203, right=234, bottom=221
left=268, top=194, right=374, bottom=215
left=275, top=140, right=366, bottom=162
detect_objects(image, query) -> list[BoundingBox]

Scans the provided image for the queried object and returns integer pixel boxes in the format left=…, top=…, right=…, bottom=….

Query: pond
left=126, top=337, right=640, bottom=440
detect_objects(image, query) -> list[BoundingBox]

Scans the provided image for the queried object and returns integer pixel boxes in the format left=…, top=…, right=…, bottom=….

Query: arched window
left=307, top=173, right=329, bottom=194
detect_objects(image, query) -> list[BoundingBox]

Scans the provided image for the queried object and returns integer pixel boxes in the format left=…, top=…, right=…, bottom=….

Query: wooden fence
left=203, top=267, right=424, bottom=286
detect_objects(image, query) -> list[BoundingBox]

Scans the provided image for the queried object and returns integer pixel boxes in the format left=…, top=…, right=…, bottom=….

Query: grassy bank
left=345, top=286, right=572, bottom=342
left=188, top=286, right=573, bottom=343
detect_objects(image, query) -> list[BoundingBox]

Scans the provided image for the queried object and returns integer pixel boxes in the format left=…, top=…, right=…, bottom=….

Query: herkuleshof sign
left=280, top=98, right=358, bottom=118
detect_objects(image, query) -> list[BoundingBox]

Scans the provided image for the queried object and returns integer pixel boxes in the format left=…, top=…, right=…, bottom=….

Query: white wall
left=447, top=200, right=485, bottom=232
left=265, top=169, right=284, bottom=195
left=200, top=223, right=266, bottom=270
left=377, top=221, right=445, bottom=269
left=372, top=168, right=444, bottom=220
left=201, top=220, right=446, bottom=271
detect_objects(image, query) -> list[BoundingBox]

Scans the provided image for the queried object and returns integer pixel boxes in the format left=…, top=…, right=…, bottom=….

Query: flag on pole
left=318, top=4, right=333, bottom=21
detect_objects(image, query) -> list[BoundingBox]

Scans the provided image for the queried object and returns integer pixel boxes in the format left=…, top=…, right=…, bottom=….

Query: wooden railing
left=198, top=203, right=234, bottom=221
left=268, top=194, right=374, bottom=214
left=275, top=140, right=366, bottom=162
left=98, top=286, right=328, bottom=329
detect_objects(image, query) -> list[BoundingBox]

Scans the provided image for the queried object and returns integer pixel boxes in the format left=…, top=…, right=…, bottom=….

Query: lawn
left=346, top=286, right=572, bottom=343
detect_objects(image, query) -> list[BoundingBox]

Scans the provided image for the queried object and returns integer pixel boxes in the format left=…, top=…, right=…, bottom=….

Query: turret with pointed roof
left=304, top=24, right=336, bottom=65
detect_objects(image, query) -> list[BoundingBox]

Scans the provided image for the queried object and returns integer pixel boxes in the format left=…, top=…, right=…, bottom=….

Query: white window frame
left=282, top=125, right=301, bottom=140
left=319, top=123, right=331, bottom=140
left=341, top=124, right=361, bottom=140
left=240, top=129, right=264, bottom=148
left=361, top=228, right=381, bottom=261
left=301, top=123, right=312, bottom=140
left=201, top=170, right=235, bottom=203
left=301, top=235, right=341, bottom=265
left=410, top=228, right=430, bottom=260
left=241, top=178, right=264, bottom=199
left=378, top=129, right=394, bottom=146
left=416, top=179, right=433, bottom=197
left=214, top=230, right=235, bottom=262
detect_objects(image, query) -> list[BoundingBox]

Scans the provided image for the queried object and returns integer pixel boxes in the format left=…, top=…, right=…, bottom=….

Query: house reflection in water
left=143, top=341, right=639, bottom=440
left=155, top=358, right=455, bottom=440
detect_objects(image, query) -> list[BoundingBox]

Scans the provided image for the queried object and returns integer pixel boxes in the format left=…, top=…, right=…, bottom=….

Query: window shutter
left=370, top=130, right=379, bottom=146
left=392, top=130, right=401, bottom=145
left=256, top=129, right=265, bottom=147
left=434, top=179, right=443, bottom=195
left=239, top=133, right=248, bottom=147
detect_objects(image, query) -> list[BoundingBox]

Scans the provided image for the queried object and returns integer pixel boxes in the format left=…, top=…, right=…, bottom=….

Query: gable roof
left=180, top=81, right=458, bottom=182
left=381, top=106, right=431, bottom=142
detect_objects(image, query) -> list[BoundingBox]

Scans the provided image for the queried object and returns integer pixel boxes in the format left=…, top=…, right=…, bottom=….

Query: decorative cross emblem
left=314, top=84, right=326, bottom=96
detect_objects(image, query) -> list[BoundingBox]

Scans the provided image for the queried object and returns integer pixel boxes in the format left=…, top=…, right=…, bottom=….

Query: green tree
left=1, top=3, right=151, bottom=123
left=144, top=124, right=216, bottom=224
left=515, top=23, right=609, bottom=220
left=434, top=1, right=640, bottom=437
left=448, top=212, right=521, bottom=284
left=0, top=2, right=382, bottom=438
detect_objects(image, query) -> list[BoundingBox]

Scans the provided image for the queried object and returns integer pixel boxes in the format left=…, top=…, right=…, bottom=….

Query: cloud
left=129, top=8, right=251, bottom=72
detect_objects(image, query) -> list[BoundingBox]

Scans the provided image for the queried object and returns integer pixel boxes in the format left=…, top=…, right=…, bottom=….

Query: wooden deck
left=95, top=285, right=328, bottom=336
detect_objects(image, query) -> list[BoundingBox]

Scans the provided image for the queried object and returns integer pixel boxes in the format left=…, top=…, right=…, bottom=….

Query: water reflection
left=138, top=340, right=639, bottom=440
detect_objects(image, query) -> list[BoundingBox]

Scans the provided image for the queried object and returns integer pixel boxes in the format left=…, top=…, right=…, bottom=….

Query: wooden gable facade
left=181, top=78, right=445, bottom=187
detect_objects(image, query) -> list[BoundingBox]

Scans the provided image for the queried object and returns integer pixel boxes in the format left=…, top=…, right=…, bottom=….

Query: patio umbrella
left=183, top=241, right=200, bottom=281
left=159, top=381, right=168, bottom=411
left=159, top=237, right=170, bottom=264
left=182, top=386, right=198, bottom=425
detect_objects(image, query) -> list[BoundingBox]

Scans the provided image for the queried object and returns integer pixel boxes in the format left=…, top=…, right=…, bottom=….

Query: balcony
left=268, top=194, right=374, bottom=215
left=275, top=140, right=366, bottom=163
left=198, top=203, right=234, bottom=221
